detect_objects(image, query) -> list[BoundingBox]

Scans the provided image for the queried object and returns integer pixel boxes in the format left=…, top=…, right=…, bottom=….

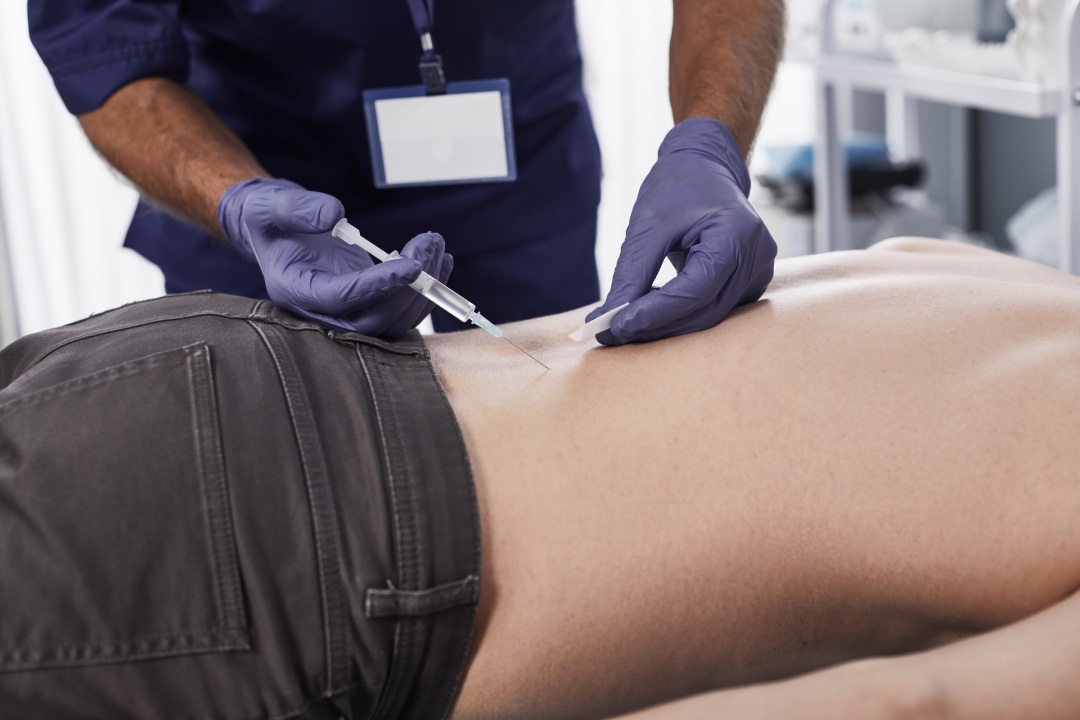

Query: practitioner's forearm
left=78, top=76, right=268, bottom=236
left=669, top=0, right=785, bottom=156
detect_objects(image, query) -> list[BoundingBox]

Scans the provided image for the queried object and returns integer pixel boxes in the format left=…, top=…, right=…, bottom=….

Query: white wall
left=576, top=0, right=675, bottom=292
left=0, top=1, right=809, bottom=339
left=0, top=2, right=161, bottom=339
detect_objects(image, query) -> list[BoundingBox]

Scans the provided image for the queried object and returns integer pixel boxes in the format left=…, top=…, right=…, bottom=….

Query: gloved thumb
left=218, top=177, right=346, bottom=259
left=585, top=227, right=665, bottom=324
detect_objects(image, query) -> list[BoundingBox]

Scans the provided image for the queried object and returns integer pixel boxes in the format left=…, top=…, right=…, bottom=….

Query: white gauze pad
left=568, top=302, right=630, bottom=342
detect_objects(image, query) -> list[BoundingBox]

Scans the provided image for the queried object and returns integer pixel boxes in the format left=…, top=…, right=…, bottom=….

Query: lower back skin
left=425, top=239, right=1080, bottom=720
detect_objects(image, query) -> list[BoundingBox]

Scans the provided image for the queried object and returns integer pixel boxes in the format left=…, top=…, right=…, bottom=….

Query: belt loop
left=365, top=575, right=480, bottom=618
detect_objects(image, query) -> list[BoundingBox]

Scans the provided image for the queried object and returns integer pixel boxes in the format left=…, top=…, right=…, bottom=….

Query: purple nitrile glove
left=588, top=118, right=777, bottom=345
left=218, top=178, right=452, bottom=338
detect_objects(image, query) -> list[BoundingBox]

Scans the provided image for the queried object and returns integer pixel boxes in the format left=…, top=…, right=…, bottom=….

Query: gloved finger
left=586, top=222, right=672, bottom=323
left=599, top=241, right=736, bottom=345
left=285, top=283, right=410, bottom=335
left=438, top=251, right=454, bottom=283
left=599, top=218, right=777, bottom=345
left=399, top=232, right=445, bottom=273
left=382, top=279, right=431, bottom=339
left=338, top=274, right=434, bottom=336
left=607, top=245, right=776, bottom=344
left=382, top=233, right=446, bottom=338
left=598, top=294, right=737, bottom=345
left=619, top=240, right=733, bottom=331
left=387, top=232, right=444, bottom=329
left=264, top=188, right=346, bottom=234
left=291, top=256, right=423, bottom=317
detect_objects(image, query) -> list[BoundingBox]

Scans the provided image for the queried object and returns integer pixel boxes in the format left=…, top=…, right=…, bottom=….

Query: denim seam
left=354, top=343, right=404, bottom=719
left=248, top=321, right=350, bottom=696
left=20, top=308, right=416, bottom=373
left=423, top=354, right=485, bottom=720
left=185, top=345, right=247, bottom=633
left=356, top=344, right=422, bottom=720
left=22, top=310, right=258, bottom=369
left=0, top=628, right=250, bottom=672
left=374, top=350, right=424, bottom=720
left=327, top=329, right=426, bottom=357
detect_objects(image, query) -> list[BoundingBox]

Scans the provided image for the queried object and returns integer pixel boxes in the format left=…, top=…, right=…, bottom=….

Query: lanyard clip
left=418, top=32, right=447, bottom=95
left=419, top=55, right=447, bottom=95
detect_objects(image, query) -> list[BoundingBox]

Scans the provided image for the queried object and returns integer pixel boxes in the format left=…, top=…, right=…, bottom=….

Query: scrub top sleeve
left=28, top=0, right=189, bottom=115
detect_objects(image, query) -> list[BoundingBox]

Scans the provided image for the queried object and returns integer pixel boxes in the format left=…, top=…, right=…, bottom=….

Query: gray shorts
left=0, top=292, right=481, bottom=720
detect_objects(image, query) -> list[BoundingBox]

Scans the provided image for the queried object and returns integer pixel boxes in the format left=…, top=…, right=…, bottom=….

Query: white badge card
left=363, top=79, right=517, bottom=188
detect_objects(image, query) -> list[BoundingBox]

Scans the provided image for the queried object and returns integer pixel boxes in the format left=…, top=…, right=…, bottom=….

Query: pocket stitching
left=0, top=343, right=251, bottom=672
left=0, top=344, right=206, bottom=418
left=0, top=628, right=251, bottom=671
left=186, top=344, right=248, bottom=632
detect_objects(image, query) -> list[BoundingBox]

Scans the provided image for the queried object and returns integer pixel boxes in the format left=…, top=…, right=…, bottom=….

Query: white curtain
left=0, top=2, right=163, bottom=340
left=0, top=1, right=808, bottom=341
left=576, top=0, right=676, bottom=292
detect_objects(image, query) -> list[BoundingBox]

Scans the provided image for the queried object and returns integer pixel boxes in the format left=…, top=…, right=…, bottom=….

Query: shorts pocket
left=0, top=343, right=250, bottom=672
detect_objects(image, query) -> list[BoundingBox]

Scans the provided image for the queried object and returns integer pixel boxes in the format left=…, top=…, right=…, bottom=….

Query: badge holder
left=363, top=28, right=517, bottom=188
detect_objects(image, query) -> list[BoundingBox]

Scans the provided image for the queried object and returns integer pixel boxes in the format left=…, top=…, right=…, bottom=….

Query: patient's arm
left=614, top=585, right=1080, bottom=720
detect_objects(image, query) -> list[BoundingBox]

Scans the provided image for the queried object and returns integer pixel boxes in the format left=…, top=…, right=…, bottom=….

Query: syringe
left=331, top=220, right=548, bottom=368
left=333, top=219, right=502, bottom=336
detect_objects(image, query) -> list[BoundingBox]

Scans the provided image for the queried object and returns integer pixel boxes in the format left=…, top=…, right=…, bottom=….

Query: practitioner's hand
left=589, top=118, right=777, bottom=345
left=218, top=178, right=452, bottom=338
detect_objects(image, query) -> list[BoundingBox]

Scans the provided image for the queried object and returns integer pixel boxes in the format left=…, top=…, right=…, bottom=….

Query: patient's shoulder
left=868, top=237, right=994, bottom=256
left=772, top=237, right=1079, bottom=296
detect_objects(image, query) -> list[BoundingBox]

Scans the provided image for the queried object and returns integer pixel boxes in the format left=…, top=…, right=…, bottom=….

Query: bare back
left=427, top=239, right=1080, bottom=720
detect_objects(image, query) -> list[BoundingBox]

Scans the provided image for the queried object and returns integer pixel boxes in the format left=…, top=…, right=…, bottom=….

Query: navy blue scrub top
left=29, top=0, right=602, bottom=304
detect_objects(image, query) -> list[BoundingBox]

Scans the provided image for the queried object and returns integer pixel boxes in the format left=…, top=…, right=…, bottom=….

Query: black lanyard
left=405, top=0, right=446, bottom=94
left=405, top=0, right=435, bottom=42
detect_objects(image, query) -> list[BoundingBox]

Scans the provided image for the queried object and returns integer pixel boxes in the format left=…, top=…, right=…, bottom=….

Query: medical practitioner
left=29, top=0, right=782, bottom=344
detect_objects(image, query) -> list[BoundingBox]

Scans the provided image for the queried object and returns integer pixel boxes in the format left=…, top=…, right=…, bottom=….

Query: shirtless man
left=437, top=237, right=1080, bottom=719
left=1, top=238, right=1078, bottom=719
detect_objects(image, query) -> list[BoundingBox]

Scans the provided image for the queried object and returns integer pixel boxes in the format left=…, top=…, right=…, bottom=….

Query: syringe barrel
left=410, top=272, right=475, bottom=322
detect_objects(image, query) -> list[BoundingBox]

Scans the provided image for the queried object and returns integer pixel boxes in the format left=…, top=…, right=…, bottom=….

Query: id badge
left=363, top=79, right=517, bottom=188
